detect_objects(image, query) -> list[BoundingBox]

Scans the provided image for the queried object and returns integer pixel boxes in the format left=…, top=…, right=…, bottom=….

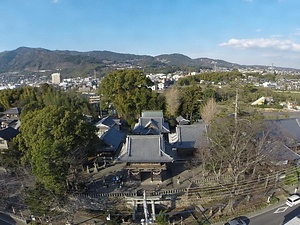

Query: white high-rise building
left=51, top=73, right=61, bottom=84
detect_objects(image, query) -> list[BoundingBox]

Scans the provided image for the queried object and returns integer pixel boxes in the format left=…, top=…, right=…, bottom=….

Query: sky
left=1, top=0, right=300, bottom=69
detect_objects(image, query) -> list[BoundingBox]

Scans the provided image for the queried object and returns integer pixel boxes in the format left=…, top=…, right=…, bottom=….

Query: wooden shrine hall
left=117, top=135, right=173, bottom=182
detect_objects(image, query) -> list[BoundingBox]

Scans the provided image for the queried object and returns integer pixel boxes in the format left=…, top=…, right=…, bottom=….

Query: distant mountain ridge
left=0, top=47, right=295, bottom=77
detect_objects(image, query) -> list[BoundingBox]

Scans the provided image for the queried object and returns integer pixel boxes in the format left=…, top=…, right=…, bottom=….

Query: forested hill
left=0, top=47, right=265, bottom=77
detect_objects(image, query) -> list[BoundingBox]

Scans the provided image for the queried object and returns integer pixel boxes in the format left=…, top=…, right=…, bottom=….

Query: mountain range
left=0, top=47, right=293, bottom=77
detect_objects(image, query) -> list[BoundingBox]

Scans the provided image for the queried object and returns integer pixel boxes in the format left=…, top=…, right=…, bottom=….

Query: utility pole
left=234, top=88, right=238, bottom=125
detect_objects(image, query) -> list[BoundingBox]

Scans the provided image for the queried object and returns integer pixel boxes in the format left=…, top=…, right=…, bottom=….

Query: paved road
left=249, top=204, right=300, bottom=225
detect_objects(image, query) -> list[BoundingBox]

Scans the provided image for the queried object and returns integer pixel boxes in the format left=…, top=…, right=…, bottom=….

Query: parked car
left=224, top=218, right=246, bottom=225
left=286, top=194, right=300, bottom=207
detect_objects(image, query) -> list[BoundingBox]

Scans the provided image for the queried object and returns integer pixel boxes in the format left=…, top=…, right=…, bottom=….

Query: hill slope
left=0, top=47, right=253, bottom=77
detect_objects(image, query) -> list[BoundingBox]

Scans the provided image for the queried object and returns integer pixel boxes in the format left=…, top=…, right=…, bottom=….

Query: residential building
left=263, top=118, right=300, bottom=165
left=95, top=115, right=121, bottom=137
left=169, top=122, right=207, bottom=157
left=0, top=108, right=21, bottom=130
left=51, top=72, right=61, bottom=84
left=98, top=127, right=125, bottom=157
left=94, top=115, right=124, bottom=157
left=0, top=127, right=19, bottom=151
left=1, top=107, right=21, bottom=118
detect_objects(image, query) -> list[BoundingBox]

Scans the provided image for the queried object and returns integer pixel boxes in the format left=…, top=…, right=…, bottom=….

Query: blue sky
left=1, top=0, right=300, bottom=69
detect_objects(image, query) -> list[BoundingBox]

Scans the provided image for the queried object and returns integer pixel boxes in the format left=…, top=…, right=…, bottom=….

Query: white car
left=224, top=219, right=246, bottom=225
left=286, top=194, right=300, bottom=207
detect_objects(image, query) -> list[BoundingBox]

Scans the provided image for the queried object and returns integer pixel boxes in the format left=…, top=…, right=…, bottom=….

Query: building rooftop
left=118, top=135, right=173, bottom=163
left=169, top=122, right=207, bottom=150
left=100, top=127, right=125, bottom=152
left=0, top=127, right=19, bottom=140
left=141, top=110, right=164, bottom=118
left=1, top=107, right=21, bottom=116
left=95, top=115, right=118, bottom=129
left=265, top=118, right=300, bottom=147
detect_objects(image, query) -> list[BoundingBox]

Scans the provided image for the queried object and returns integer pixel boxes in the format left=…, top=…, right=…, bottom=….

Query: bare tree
left=202, top=117, right=284, bottom=213
left=164, top=86, right=180, bottom=117
left=200, top=98, right=219, bottom=126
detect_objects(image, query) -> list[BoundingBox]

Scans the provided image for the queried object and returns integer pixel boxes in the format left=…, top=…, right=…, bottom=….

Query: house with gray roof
left=1, top=107, right=21, bottom=118
left=95, top=115, right=121, bottom=137
left=265, top=118, right=300, bottom=147
left=262, top=142, right=300, bottom=165
left=0, top=127, right=19, bottom=151
left=132, top=110, right=170, bottom=135
left=169, top=122, right=207, bottom=157
left=142, top=111, right=164, bottom=118
left=262, top=118, right=300, bottom=164
left=99, top=127, right=126, bottom=157
left=0, top=107, right=21, bottom=130
left=0, top=116, right=20, bottom=130
left=118, top=135, right=173, bottom=181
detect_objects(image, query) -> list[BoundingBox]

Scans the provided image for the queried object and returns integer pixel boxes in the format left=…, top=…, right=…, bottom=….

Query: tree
left=176, top=71, right=243, bottom=86
left=24, top=182, right=59, bottom=216
left=18, top=105, right=98, bottom=195
left=179, top=84, right=202, bottom=121
left=164, top=86, right=180, bottom=117
left=99, top=70, right=164, bottom=124
left=0, top=85, right=96, bottom=119
left=201, top=116, right=283, bottom=213
left=0, top=139, right=23, bottom=175
left=156, top=211, right=168, bottom=225
left=200, top=98, right=219, bottom=126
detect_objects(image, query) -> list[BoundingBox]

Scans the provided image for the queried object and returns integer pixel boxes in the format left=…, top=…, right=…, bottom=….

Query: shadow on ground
left=282, top=205, right=300, bottom=224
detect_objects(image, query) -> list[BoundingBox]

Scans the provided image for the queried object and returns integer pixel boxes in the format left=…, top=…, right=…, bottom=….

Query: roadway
left=249, top=204, right=300, bottom=225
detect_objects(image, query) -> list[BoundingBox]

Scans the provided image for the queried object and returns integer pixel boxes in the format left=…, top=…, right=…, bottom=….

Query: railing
left=191, top=175, right=232, bottom=186
left=75, top=187, right=187, bottom=199
left=74, top=171, right=287, bottom=201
